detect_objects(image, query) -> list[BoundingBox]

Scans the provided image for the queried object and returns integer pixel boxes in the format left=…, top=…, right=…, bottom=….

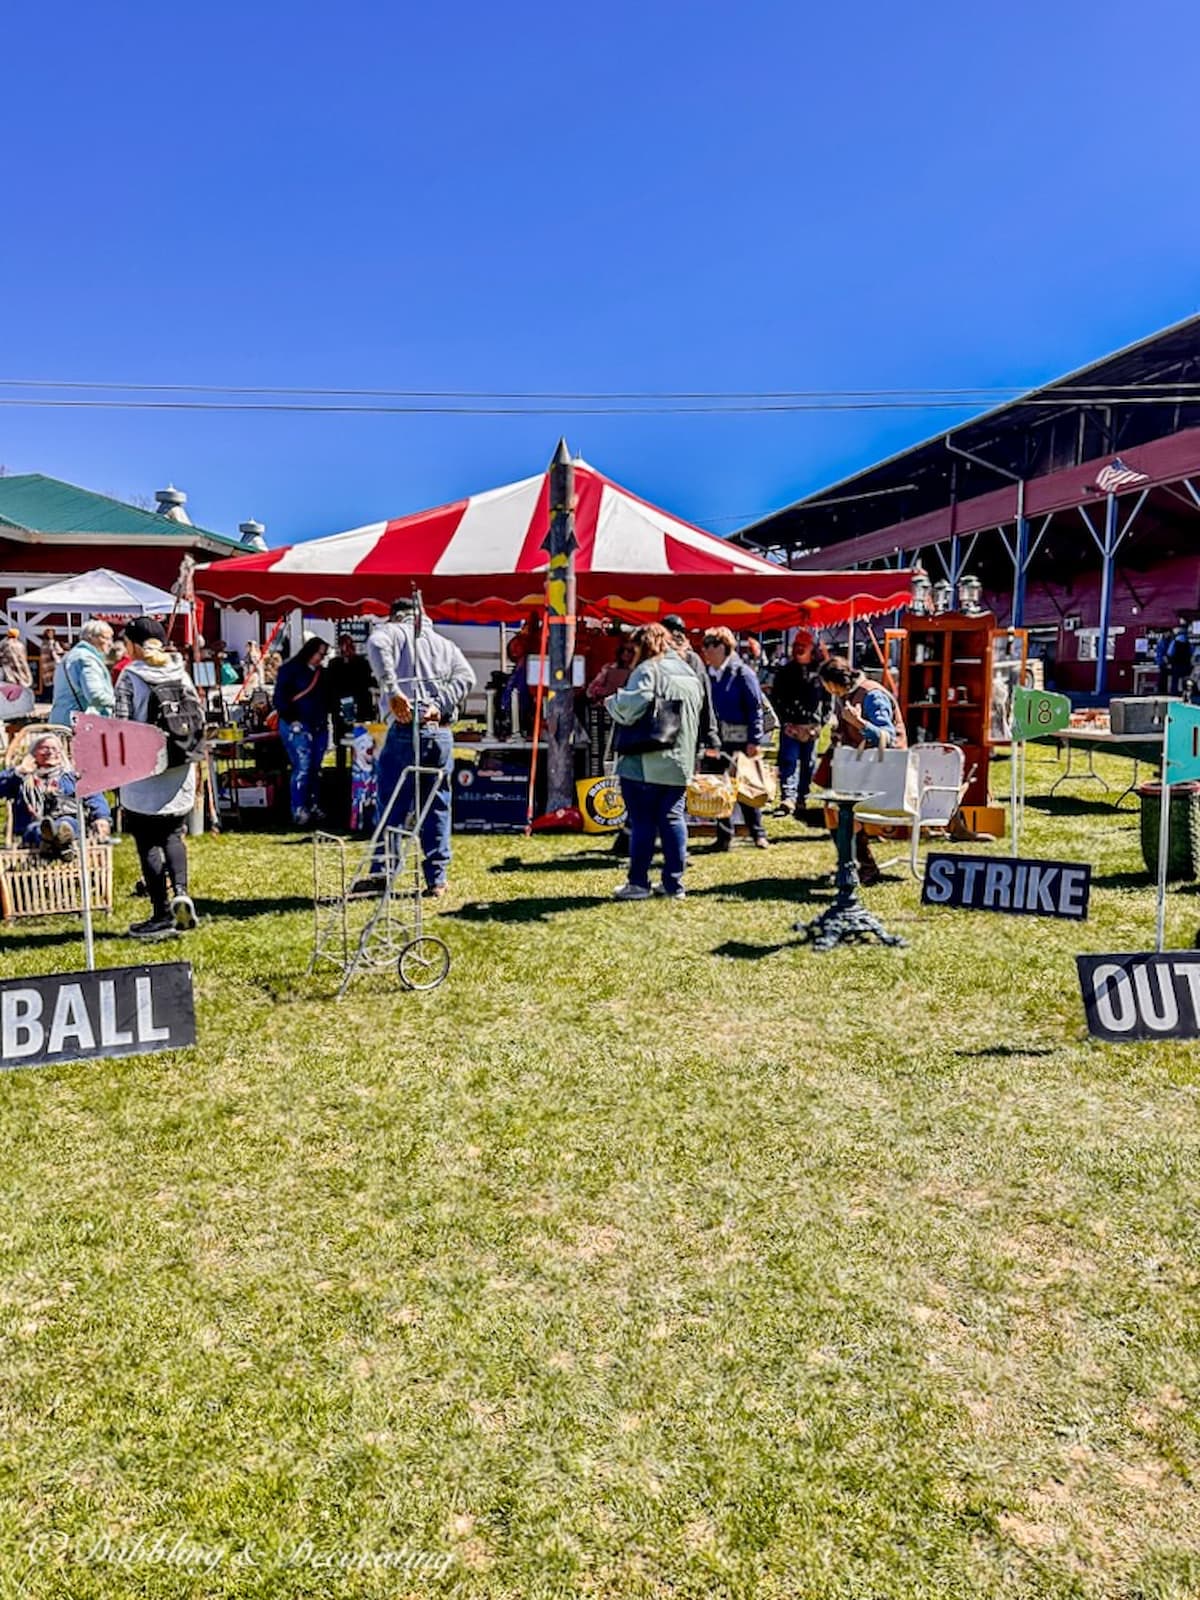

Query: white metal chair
left=851, top=743, right=966, bottom=878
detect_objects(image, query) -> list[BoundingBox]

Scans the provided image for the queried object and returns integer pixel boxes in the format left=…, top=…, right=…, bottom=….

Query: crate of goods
left=1110, top=697, right=1175, bottom=736
left=236, top=777, right=276, bottom=809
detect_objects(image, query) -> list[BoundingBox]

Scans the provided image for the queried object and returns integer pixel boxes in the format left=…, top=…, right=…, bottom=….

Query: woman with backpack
left=114, top=618, right=202, bottom=939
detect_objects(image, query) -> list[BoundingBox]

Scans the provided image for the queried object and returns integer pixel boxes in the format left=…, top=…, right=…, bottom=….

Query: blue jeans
left=777, top=732, right=816, bottom=804
left=376, top=722, right=454, bottom=888
left=620, top=777, right=688, bottom=892
left=279, top=720, right=329, bottom=820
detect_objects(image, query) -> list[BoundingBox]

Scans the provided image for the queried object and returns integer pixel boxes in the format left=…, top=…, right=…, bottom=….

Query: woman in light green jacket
left=606, top=623, right=702, bottom=901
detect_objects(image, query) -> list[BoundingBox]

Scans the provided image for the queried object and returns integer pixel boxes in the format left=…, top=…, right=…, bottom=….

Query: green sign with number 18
left=1011, top=686, right=1071, bottom=742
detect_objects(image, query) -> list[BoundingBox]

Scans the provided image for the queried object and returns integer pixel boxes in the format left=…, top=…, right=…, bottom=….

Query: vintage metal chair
left=0, top=724, right=114, bottom=922
left=847, top=742, right=968, bottom=878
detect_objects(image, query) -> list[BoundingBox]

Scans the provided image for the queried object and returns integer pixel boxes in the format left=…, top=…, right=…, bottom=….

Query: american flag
left=1095, top=457, right=1149, bottom=493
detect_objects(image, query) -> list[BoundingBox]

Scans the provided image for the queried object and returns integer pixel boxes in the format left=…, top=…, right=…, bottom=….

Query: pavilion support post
left=542, top=439, right=578, bottom=814
left=1011, top=482, right=1028, bottom=628
left=1095, top=492, right=1118, bottom=697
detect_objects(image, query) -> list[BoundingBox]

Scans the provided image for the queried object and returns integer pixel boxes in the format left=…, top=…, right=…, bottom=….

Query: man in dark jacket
left=701, top=625, right=768, bottom=850
left=768, top=630, right=830, bottom=816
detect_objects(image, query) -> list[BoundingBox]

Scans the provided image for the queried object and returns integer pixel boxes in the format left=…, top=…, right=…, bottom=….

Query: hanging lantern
left=909, top=567, right=932, bottom=613
left=932, top=579, right=953, bottom=613
left=957, top=573, right=983, bottom=613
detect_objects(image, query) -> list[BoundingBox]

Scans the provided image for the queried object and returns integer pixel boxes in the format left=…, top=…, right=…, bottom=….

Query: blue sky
left=3, top=0, right=1197, bottom=545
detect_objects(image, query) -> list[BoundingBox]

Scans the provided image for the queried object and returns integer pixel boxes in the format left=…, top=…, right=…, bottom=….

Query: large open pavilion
left=739, top=315, right=1200, bottom=696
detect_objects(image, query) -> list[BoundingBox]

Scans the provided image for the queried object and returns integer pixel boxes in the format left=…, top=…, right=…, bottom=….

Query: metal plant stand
left=793, top=791, right=906, bottom=952
left=309, top=762, right=451, bottom=996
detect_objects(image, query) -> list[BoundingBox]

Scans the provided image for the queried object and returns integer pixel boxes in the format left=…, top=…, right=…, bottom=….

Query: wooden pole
left=542, top=440, right=578, bottom=814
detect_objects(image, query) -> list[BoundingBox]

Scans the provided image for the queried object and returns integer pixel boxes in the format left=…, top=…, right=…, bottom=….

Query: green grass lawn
left=1, top=747, right=1198, bottom=1598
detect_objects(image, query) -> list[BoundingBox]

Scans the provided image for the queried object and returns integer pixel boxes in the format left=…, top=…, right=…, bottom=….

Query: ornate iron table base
left=793, top=793, right=906, bottom=952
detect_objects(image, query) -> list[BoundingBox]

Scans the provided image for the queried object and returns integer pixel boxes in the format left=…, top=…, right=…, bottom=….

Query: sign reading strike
left=0, top=964, right=195, bottom=1071
left=1078, top=952, right=1200, bottom=1042
left=922, top=852, right=1091, bottom=921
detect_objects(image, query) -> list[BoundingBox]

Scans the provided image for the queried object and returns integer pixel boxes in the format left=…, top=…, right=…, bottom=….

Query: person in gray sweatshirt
left=113, top=618, right=202, bottom=939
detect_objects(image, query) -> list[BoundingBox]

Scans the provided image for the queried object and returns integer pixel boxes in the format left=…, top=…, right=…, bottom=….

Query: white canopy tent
left=7, top=568, right=190, bottom=623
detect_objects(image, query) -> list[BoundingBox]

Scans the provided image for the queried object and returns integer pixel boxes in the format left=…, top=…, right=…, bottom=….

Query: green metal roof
left=0, top=474, right=243, bottom=549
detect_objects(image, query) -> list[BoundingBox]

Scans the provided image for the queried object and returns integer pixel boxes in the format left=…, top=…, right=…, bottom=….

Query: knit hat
left=125, top=617, right=168, bottom=646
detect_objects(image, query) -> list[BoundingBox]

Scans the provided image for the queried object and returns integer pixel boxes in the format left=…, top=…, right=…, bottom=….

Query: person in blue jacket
left=50, top=619, right=116, bottom=727
left=818, top=656, right=906, bottom=886
left=701, top=625, right=768, bottom=851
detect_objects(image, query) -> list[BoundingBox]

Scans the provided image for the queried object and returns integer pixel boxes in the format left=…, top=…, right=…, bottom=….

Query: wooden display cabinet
left=886, top=612, right=996, bottom=809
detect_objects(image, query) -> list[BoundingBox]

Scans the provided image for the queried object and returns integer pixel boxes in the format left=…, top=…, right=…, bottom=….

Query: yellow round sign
left=577, top=777, right=626, bottom=832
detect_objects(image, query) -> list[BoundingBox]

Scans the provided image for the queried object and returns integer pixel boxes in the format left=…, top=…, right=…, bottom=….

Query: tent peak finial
left=551, top=438, right=571, bottom=468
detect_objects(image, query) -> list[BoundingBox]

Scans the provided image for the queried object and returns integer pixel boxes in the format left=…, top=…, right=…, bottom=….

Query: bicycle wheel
left=398, top=935, right=451, bottom=991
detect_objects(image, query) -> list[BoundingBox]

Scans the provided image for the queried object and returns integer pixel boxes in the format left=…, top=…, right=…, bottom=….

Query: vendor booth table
left=1038, top=728, right=1164, bottom=806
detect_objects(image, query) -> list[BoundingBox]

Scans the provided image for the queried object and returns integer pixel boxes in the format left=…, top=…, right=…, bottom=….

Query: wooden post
left=542, top=440, right=578, bottom=814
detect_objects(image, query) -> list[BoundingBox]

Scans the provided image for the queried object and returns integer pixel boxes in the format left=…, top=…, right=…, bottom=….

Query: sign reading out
left=0, top=963, right=195, bottom=1071
left=1078, top=952, right=1200, bottom=1042
left=922, top=852, right=1091, bottom=921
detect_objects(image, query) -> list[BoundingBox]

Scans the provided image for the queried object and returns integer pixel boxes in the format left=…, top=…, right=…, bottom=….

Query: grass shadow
left=711, top=937, right=797, bottom=961
left=445, top=892, right=612, bottom=925
left=1090, top=870, right=1154, bottom=890
left=1025, top=794, right=1122, bottom=818
left=488, top=852, right=617, bottom=875
left=192, top=895, right=313, bottom=922
left=954, top=1044, right=1060, bottom=1059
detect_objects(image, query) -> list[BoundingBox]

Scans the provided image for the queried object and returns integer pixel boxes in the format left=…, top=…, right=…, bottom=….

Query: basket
left=0, top=843, right=114, bottom=921
left=686, top=772, right=737, bottom=820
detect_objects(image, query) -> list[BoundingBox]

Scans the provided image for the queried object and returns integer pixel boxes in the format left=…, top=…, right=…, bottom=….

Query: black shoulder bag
left=613, top=667, right=683, bottom=755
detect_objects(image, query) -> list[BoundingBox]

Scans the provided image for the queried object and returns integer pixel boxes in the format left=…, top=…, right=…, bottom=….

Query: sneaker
left=653, top=884, right=687, bottom=900
left=423, top=883, right=448, bottom=900
left=753, top=836, right=770, bottom=850
left=770, top=801, right=794, bottom=819
left=129, top=916, right=180, bottom=941
left=612, top=882, right=652, bottom=901
left=294, top=810, right=311, bottom=830
left=710, top=836, right=732, bottom=853
left=171, top=893, right=198, bottom=931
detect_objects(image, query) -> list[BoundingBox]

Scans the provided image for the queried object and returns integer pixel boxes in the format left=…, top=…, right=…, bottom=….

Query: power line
left=4, top=376, right=1200, bottom=402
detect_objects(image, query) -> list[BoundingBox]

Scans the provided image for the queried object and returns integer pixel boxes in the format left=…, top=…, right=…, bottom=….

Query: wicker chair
left=0, top=724, right=114, bottom=922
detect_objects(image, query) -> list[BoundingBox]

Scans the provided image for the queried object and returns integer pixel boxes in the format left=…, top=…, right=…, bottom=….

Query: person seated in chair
left=0, top=732, right=111, bottom=859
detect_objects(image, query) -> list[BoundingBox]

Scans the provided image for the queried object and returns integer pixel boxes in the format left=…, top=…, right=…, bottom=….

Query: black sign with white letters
left=0, top=963, right=195, bottom=1071
left=1078, top=952, right=1200, bottom=1042
left=921, top=852, right=1091, bottom=921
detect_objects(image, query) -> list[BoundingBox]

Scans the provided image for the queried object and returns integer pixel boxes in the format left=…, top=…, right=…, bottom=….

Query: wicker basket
left=686, top=773, right=738, bottom=820
left=0, top=844, right=114, bottom=921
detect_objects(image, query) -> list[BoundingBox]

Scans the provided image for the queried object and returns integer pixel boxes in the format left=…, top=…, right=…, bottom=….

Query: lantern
left=909, top=567, right=932, bottom=613
left=932, top=579, right=953, bottom=614
left=956, top=573, right=983, bottom=613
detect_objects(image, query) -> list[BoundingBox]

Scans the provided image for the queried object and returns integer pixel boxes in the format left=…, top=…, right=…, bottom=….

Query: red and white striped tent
left=198, top=458, right=912, bottom=628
